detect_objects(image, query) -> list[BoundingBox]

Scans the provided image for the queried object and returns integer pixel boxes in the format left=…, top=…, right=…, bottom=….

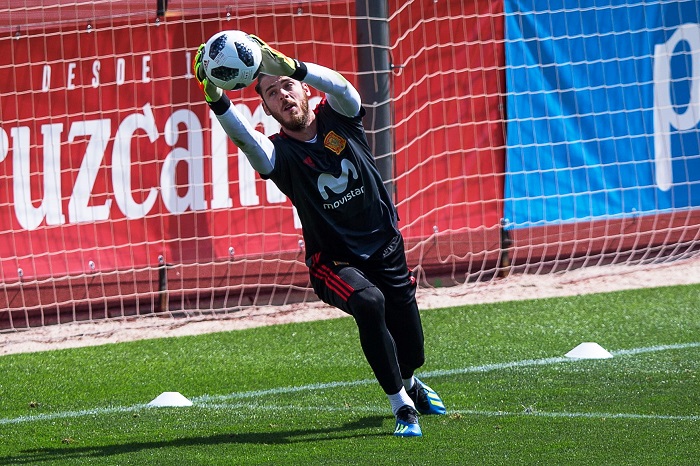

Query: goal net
left=1, top=0, right=698, bottom=331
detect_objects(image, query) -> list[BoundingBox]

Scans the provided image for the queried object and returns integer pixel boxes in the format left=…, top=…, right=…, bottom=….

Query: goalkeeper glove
left=193, top=43, right=223, bottom=103
left=249, top=35, right=307, bottom=80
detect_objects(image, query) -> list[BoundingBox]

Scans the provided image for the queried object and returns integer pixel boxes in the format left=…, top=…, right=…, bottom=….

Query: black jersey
left=262, top=99, right=400, bottom=263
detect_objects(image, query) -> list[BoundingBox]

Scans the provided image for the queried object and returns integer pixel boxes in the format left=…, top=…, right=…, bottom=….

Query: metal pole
left=156, top=0, right=168, bottom=17
left=355, top=0, right=393, bottom=197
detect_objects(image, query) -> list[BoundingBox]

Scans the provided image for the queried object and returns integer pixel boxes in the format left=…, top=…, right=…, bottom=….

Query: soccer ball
left=201, top=30, right=262, bottom=90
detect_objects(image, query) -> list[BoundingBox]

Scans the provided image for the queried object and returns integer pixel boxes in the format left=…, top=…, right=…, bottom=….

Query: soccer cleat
left=408, top=377, right=446, bottom=415
left=393, top=405, right=422, bottom=437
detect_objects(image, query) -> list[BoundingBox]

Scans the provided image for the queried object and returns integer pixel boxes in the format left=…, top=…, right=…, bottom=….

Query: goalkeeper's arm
left=200, top=66, right=360, bottom=177
left=206, top=62, right=362, bottom=175
left=208, top=96, right=275, bottom=175
left=194, top=43, right=275, bottom=175
left=301, top=62, right=362, bottom=118
left=250, top=35, right=362, bottom=118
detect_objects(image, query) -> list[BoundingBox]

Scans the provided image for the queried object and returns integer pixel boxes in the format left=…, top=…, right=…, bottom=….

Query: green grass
left=1, top=283, right=699, bottom=465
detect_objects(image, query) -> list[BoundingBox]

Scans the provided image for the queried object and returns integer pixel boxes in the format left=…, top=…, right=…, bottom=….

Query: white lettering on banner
left=67, top=119, right=112, bottom=223
left=161, top=109, right=207, bottom=213
left=184, top=51, right=194, bottom=79
left=2, top=101, right=304, bottom=231
left=0, top=129, right=8, bottom=162
left=115, top=58, right=126, bottom=85
left=40, top=56, right=153, bottom=91
left=653, top=22, right=700, bottom=191
left=142, top=56, right=151, bottom=83
left=92, top=60, right=101, bottom=88
left=66, top=63, right=77, bottom=90
left=12, top=125, right=66, bottom=230
left=41, top=65, right=51, bottom=92
left=112, top=104, right=159, bottom=219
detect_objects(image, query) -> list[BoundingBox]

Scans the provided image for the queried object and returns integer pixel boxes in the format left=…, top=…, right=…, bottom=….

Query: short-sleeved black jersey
left=263, top=99, right=399, bottom=263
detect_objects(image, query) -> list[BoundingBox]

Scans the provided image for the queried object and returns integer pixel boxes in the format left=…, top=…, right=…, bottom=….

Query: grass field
left=1, top=283, right=699, bottom=465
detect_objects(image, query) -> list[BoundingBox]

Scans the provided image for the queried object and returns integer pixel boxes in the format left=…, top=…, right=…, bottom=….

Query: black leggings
left=309, top=235, right=425, bottom=394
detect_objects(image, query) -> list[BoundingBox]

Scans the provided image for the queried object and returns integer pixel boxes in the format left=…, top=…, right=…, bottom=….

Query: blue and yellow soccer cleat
left=393, top=405, right=422, bottom=437
left=408, top=377, right=446, bottom=415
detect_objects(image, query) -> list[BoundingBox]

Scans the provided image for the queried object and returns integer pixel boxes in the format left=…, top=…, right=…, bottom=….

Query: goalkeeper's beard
left=276, top=98, right=311, bottom=133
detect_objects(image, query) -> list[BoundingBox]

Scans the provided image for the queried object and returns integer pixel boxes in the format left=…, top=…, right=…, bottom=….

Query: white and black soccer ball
left=202, top=30, right=262, bottom=90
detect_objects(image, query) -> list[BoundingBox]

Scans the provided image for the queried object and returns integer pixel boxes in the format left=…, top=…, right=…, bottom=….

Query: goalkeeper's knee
left=348, top=287, right=386, bottom=327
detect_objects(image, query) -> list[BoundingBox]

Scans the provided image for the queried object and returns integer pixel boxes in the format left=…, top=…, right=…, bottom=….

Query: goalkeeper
left=194, top=36, right=446, bottom=437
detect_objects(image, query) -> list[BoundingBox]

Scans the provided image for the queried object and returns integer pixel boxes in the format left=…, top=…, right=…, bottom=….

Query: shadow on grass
left=0, top=416, right=388, bottom=465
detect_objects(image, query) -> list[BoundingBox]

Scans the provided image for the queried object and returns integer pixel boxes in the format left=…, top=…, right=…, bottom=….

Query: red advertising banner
left=0, top=1, right=505, bottom=291
left=390, top=0, right=505, bottom=239
left=1, top=6, right=357, bottom=282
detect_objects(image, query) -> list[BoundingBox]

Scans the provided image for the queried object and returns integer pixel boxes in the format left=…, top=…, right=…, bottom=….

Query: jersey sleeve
left=300, top=62, right=362, bottom=118
left=208, top=94, right=276, bottom=175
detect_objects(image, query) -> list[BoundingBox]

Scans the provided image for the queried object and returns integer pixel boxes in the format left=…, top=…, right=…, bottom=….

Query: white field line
left=192, top=403, right=700, bottom=422
left=2, top=342, right=699, bottom=426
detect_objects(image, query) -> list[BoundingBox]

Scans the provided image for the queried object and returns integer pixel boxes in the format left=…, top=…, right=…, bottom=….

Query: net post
left=156, top=0, right=168, bottom=18
left=157, top=255, right=168, bottom=313
left=499, top=218, right=513, bottom=278
left=355, top=0, right=393, bottom=197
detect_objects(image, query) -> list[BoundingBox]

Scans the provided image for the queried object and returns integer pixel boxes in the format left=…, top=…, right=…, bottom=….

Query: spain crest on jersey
left=324, top=131, right=347, bottom=155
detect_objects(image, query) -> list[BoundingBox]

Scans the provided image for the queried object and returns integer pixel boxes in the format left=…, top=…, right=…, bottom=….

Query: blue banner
left=504, top=0, right=700, bottom=228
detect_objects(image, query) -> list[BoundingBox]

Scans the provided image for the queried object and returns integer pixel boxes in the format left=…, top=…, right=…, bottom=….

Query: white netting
left=1, top=0, right=698, bottom=332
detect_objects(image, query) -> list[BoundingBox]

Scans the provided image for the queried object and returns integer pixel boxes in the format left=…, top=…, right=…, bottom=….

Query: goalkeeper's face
left=258, top=75, right=313, bottom=133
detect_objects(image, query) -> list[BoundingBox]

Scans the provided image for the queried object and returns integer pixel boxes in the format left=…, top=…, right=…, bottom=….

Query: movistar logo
left=317, top=159, right=357, bottom=200
left=318, top=159, right=364, bottom=210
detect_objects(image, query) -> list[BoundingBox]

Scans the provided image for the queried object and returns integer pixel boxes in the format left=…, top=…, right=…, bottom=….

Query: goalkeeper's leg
left=309, top=255, right=423, bottom=436
left=309, top=257, right=405, bottom=395
left=376, top=236, right=446, bottom=415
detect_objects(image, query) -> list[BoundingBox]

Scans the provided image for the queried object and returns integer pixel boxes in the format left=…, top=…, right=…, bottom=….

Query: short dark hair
left=254, top=73, right=267, bottom=96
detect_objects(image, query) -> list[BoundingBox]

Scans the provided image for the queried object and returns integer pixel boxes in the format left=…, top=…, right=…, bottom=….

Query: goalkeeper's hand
left=193, top=44, right=223, bottom=103
left=249, top=35, right=301, bottom=77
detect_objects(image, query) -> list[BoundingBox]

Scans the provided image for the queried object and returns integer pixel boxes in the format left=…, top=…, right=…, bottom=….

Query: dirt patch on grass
left=2, top=258, right=698, bottom=356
